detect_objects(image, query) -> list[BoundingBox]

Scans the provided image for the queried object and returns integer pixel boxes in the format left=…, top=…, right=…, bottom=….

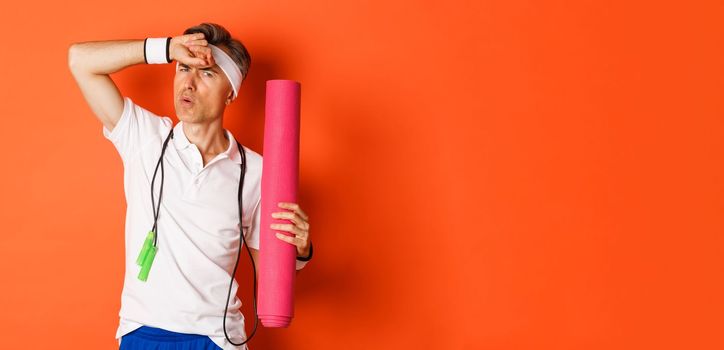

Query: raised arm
left=67, top=40, right=144, bottom=133
left=67, top=34, right=211, bottom=133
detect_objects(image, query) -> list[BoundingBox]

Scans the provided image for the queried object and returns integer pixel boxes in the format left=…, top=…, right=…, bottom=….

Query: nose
left=182, top=71, right=197, bottom=91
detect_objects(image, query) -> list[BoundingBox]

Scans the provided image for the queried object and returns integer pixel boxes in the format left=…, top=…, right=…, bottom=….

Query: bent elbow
left=67, top=44, right=80, bottom=73
left=67, top=43, right=88, bottom=74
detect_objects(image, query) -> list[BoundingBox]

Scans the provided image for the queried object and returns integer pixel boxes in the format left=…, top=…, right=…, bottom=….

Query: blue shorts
left=119, top=325, right=222, bottom=350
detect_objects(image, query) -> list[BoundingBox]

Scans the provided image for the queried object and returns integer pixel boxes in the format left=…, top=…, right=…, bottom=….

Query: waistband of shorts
left=129, top=325, right=209, bottom=342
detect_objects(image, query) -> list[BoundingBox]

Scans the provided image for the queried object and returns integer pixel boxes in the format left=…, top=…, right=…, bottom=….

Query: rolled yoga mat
left=258, top=80, right=301, bottom=327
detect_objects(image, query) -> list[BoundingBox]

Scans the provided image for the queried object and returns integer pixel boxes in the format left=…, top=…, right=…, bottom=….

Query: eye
left=179, top=67, right=188, bottom=72
left=203, top=71, right=214, bottom=77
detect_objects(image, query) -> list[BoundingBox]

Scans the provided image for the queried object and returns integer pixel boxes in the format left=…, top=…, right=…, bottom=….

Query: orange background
left=0, top=1, right=722, bottom=349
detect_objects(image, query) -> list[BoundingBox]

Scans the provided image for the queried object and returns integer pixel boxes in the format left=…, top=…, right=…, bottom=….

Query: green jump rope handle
left=137, top=245, right=157, bottom=282
left=136, top=230, right=157, bottom=282
left=136, top=230, right=155, bottom=266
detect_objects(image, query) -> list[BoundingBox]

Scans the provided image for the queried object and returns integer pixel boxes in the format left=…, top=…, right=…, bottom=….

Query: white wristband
left=145, top=37, right=171, bottom=64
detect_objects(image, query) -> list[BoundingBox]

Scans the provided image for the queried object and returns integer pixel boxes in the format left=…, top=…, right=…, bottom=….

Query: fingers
left=275, top=232, right=299, bottom=245
left=181, top=33, right=206, bottom=44
left=188, top=45, right=211, bottom=55
left=185, top=46, right=213, bottom=67
left=183, top=39, right=208, bottom=47
left=270, top=223, right=307, bottom=239
left=274, top=229, right=308, bottom=256
left=194, top=47, right=213, bottom=64
left=270, top=203, right=311, bottom=255
left=176, top=33, right=213, bottom=67
left=274, top=226, right=310, bottom=258
left=278, top=202, right=309, bottom=221
left=271, top=211, right=309, bottom=229
left=186, top=57, right=209, bottom=67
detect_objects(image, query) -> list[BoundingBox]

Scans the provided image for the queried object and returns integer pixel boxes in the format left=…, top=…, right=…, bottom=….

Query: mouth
left=180, top=95, right=195, bottom=107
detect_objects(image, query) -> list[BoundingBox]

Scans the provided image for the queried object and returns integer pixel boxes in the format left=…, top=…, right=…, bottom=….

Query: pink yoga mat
left=258, top=80, right=301, bottom=327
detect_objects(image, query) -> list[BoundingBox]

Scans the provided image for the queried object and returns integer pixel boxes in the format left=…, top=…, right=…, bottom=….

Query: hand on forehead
left=187, top=46, right=216, bottom=68
left=179, top=34, right=243, bottom=99
left=178, top=33, right=212, bottom=67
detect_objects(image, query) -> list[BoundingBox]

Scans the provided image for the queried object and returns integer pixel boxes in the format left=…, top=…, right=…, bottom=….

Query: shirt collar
left=172, top=121, right=242, bottom=164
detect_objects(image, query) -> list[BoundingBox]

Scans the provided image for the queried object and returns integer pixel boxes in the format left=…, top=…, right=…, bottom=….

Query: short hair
left=182, top=22, right=251, bottom=84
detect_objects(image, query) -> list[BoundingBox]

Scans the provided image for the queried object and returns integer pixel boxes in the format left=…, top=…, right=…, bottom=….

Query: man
left=68, top=23, right=312, bottom=350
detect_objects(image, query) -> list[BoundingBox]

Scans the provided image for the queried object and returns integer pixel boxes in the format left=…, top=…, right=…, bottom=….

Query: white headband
left=176, top=44, right=243, bottom=100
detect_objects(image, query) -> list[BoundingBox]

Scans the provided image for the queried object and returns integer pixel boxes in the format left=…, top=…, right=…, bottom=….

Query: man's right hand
left=170, top=33, right=216, bottom=68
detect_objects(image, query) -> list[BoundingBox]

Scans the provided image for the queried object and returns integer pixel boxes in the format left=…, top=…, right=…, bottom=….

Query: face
left=173, top=58, right=234, bottom=124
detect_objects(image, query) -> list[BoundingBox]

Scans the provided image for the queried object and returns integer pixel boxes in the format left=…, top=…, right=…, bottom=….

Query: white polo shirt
left=102, top=96, right=263, bottom=350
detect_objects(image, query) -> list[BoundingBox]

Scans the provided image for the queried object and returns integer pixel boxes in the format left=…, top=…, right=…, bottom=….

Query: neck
left=181, top=119, right=229, bottom=156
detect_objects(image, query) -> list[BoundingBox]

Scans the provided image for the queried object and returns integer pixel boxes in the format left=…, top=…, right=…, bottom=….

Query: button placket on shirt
left=189, top=146, right=227, bottom=187
left=187, top=145, right=206, bottom=188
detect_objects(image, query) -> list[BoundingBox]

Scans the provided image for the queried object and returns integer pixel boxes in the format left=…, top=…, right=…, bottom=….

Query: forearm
left=68, top=39, right=145, bottom=75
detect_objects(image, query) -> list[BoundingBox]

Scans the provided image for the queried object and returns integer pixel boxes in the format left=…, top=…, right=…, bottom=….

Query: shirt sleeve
left=244, top=195, right=261, bottom=250
left=102, top=96, right=171, bottom=164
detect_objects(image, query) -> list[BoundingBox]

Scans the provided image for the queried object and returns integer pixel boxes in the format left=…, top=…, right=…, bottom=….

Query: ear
left=226, top=91, right=233, bottom=105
